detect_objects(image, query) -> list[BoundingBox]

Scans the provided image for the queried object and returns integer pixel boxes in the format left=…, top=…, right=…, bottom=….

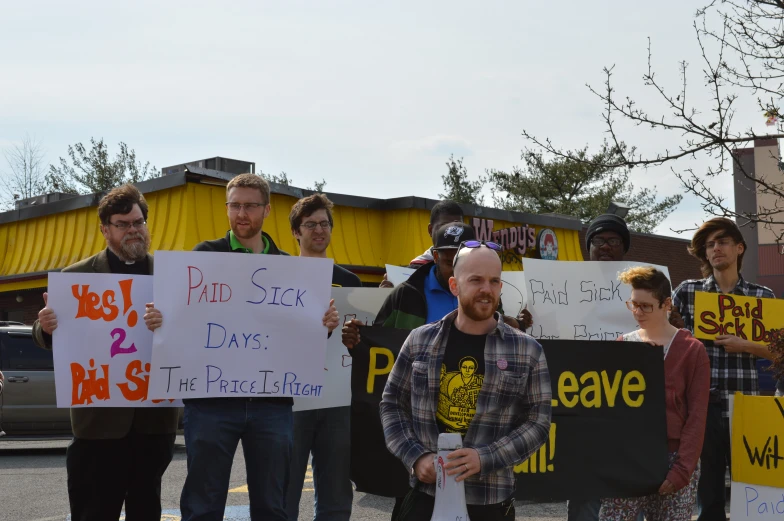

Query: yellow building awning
left=0, top=172, right=584, bottom=290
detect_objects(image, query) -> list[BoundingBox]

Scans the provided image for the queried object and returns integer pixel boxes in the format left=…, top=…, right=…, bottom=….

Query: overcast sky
left=0, top=1, right=771, bottom=238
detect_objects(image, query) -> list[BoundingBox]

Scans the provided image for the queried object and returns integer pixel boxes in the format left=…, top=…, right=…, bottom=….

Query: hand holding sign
left=323, top=299, right=339, bottom=333
left=342, top=319, right=365, bottom=349
left=38, top=292, right=58, bottom=335
left=144, top=303, right=162, bottom=331
left=715, top=334, right=752, bottom=353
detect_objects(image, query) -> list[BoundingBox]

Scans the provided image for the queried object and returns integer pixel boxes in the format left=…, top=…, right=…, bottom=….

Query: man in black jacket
left=145, top=174, right=339, bottom=521
left=286, top=193, right=361, bottom=521
left=34, top=184, right=178, bottom=521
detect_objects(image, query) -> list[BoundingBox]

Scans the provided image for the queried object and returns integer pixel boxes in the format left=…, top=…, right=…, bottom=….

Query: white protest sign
left=522, top=259, right=671, bottom=340
left=48, top=273, right=179, bottom=408
left=500, top=271, right=527, bottom=318
left=293, top=287, right=390, bottom=411
left=385, top=264, right=415, bottom=286
left=731, top=482, right=784, bottom=520
left=148, top=250, right=333, bottom=400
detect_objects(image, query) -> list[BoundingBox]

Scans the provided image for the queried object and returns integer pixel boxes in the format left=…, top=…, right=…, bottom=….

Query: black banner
left=350, top=327, right=413, bottom=497
left=349, top=326, right=669, bottom=501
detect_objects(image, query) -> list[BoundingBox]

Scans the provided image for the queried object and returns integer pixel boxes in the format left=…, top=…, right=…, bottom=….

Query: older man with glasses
left=33, top=184, right=178, bottom=521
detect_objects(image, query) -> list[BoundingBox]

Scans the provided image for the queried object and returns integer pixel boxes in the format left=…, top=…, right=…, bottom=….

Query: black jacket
left=194, top=230, right=289, bottom=255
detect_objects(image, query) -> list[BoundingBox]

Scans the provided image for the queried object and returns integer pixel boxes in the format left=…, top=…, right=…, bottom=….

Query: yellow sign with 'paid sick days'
left=731, top=393, right=784, bottom=488
left=694, top=291, right=784, bottom=344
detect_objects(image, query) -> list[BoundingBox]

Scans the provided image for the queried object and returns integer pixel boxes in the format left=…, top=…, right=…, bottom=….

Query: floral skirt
left=598, top=453, right=700, bottom=521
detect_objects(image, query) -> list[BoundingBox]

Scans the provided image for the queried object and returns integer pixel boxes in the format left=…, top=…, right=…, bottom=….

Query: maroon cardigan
left=622, top=329, right=710, bottom=490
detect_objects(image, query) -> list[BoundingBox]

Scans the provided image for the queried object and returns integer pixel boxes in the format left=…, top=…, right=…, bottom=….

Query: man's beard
left=232, top=215, right=264, bottom=240
left=710, top=257, right=732, bottom=272
left=110, top=231, right=150, bottom=262
left=459, top=292, right=498, bottom=322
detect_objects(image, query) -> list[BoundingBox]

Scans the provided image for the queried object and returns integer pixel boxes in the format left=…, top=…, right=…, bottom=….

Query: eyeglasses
left=226, top=202, right=266, bottom=213
left=625, top=300, right=655, bottom=314
left=590, top=237, right=623, bottom=247
left=108, top=219, right=147, bottom=231
left=452, top=240, right=503, bottom=268
left=300, top=221, right=332, bottom=231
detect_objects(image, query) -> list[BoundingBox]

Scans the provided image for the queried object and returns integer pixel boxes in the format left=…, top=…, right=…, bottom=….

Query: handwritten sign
left=293, top=287, right=390, bottom=411
left=500, top=271, right=527, bottom=318
left=731, top=482, right=784, bottom=520
left=148, top=251, right=333, bottom=400
left=695, top=293, right=784, bottom=345
left=731, top=394, right=784, bottom=488
left=48, top=273, right=178, bottom=408
left=521, top=259, right=671, bottom=340
left=385, top=264, right=415, bottom=287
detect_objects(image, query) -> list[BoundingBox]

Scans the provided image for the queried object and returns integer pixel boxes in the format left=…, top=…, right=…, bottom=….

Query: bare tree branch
left=0, top=135, right=47, bottom=210
left=520, top=0, right=784, bottom=240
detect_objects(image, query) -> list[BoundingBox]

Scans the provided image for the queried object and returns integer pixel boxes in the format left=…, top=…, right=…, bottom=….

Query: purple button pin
left=497, top=359, right=508, bottom=370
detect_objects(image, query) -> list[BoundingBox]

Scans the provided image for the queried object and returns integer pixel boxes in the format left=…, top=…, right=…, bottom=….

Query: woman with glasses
left=599, top=266, right=710, bottom=521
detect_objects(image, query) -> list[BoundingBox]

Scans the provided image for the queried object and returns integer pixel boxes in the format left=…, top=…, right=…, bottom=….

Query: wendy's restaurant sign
left=471, top=218, right=559, bottom=261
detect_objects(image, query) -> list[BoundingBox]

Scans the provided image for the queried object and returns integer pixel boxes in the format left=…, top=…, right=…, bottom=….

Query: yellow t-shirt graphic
left=437, top=356, right=485, bottom=433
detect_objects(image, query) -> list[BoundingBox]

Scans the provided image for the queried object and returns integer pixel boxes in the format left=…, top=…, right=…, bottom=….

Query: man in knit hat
left=585, top=213, right=631, bottom=261
left=569, top=213, right=630, bottom=521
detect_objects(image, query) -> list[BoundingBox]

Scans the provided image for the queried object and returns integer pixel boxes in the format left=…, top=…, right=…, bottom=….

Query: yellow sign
left=694, top=292, right=784, bottom=344
left=731, top=393, right=784, bottom=488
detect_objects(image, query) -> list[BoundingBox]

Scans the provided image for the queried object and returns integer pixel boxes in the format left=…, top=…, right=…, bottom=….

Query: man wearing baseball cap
left=376, top=221, right=478, bottom=329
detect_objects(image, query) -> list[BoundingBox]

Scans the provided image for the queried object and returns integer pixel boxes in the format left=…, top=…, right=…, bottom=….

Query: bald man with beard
left=380, top=242, right=552, bottom=521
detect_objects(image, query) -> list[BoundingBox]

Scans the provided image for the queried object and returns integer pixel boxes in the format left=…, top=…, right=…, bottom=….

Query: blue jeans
left=287, top=406, right=353, bottom=521
left=180, top=398, right=293, bottom=521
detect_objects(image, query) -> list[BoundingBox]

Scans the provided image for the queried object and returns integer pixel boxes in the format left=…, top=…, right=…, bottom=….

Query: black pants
left=397, top=488, right=515, bottom=521
left=696, top=402, right=730, bottom=521
left=66, top=430, right=176, bottom=521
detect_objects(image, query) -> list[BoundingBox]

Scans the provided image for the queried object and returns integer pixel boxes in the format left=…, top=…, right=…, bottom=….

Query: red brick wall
left=578, top=229, right=703, bottom=288
left=0, top=289, right=46, bottom=325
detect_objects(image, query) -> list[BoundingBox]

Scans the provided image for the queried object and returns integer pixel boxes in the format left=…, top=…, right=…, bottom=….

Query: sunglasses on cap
left=452, top=240, right=503, bottom=268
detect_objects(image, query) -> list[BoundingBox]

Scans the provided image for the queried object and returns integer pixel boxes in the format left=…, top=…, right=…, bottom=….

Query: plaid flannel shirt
left=379, top=310, right=552, bottom=505
left=672, top=275, right=774, bottom=418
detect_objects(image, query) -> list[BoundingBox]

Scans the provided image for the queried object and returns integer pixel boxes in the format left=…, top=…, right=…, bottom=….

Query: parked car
left=0, top=323, right=70, bottom=435
left=0, top=322, right=184, bottom=437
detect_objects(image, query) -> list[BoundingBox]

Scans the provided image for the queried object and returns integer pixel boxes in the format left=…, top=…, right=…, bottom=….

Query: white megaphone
left=430, top=432, right=470, bottom=521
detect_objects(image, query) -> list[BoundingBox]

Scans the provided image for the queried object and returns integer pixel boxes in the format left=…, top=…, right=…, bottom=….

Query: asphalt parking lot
left=0, top=436, right=569, bottom=521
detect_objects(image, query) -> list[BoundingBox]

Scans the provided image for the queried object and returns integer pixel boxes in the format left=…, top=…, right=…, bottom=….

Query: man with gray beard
left=32, top=184, right=178, bottom=521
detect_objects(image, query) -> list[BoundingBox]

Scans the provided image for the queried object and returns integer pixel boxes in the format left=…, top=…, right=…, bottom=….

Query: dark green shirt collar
left=229, top=230, right=270, bottom=254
